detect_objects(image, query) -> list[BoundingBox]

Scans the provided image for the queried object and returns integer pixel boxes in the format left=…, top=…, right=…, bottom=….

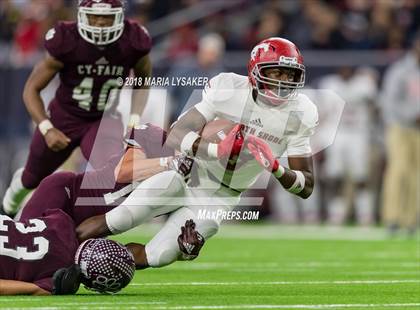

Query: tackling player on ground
left=3, top=0, right=152, bottom=216
left=0, top=120, right=198, bottom=275
left=16, top=124, right=190, bottom=226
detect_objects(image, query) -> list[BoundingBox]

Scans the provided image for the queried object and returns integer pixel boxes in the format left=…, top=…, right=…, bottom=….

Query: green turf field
left=1, top=224, right=419, bottom=309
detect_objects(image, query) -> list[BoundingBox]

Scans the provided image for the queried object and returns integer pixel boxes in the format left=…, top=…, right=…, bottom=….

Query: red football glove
left=217, top=124, right=244, bottom=159
left=246, top=135, right=280, bottom=172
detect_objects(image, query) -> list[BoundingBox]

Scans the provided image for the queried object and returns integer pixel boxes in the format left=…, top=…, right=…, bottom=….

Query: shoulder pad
left=126, top=20, right=152, bottom=54
left=44, top=22, right=78, bottom=61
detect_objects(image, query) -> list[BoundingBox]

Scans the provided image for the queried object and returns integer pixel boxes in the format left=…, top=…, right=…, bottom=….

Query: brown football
left=200, top=119, right=236, bottom=143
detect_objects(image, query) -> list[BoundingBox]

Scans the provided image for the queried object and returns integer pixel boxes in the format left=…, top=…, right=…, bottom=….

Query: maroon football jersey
left=44, top=19, right=151, bottom=119
left=0, top=209, right=79, bottom=292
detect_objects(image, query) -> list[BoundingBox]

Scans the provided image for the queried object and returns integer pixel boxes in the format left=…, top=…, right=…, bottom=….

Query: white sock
left=2, top=168, right=30, bottom=216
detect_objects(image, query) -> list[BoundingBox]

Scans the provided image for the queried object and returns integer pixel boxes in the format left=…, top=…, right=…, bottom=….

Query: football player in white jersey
left=76, top=37, right=319, bottom=269
left=319, top=67, right=378, bottom=225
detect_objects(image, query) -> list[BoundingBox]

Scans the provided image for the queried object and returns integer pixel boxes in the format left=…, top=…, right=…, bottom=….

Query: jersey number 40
left=72, top=78, right=121, bottom=111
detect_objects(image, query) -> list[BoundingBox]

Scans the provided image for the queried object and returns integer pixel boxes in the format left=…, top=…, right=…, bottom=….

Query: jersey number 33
left=0, top=215, right=49, bottom=261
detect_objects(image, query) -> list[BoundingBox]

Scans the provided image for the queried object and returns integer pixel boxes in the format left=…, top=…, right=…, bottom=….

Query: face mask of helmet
left=78, top=2, right=124, bottom=45
left=74, top=238, right=136, bottom=294
left=252, top=63, right=305, bottom=105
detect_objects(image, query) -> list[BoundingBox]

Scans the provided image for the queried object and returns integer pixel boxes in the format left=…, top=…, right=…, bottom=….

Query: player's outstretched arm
left=114, top=147, right=171, bottom=183
left=0, top=279, right=50, bottom=296
left=247, top=136, right=314, bottom=199
left=114, top=145, right=193, bottom=183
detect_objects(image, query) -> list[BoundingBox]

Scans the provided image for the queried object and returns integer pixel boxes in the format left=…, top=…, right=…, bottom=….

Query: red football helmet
left=78, top=0, right=124, bottom=45
left=248, top=37, right=305, bottom=105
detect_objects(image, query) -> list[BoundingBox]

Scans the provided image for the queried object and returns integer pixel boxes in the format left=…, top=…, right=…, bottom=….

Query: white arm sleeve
left=105, top=171, right=185, bottom=234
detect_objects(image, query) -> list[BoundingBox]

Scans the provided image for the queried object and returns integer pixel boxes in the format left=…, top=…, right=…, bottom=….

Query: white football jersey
left=191, top=72, right=318, bottom=191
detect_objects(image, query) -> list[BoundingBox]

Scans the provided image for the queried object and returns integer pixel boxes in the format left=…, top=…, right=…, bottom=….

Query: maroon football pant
left=21, top=100, right=124, bottom=189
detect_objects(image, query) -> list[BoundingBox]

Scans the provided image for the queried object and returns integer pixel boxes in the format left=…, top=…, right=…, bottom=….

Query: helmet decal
left=250, top=43, right=271, bottom=61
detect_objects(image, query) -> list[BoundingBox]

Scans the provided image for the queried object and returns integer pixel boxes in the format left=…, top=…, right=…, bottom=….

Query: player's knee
left=106, top=205, right=136, bottom=234
left=145, top=241, right=179, bottom=268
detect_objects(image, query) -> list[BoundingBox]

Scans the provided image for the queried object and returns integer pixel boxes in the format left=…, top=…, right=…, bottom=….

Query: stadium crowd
left=1, top=0, right=419, bottom=64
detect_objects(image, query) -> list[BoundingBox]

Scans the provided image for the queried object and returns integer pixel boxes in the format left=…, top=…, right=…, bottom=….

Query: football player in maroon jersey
left=13, top=123, right=201, bottom=272
left=0, top=209, right=79, bottom=295
left=3, top=0, right=152, bottom=216
left=0, top=209, right=136, bottom=295
left=1, top=121, right=201, bottom=295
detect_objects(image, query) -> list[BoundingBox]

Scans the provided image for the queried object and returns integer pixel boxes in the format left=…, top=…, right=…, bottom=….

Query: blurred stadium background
left=0, top=0, right=419, bottom=233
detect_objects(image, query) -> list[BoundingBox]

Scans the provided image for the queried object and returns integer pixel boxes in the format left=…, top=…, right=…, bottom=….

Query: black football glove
left=52, top=264, right=81, bottom=295
left=168, top=155, right=195, bottom=182
left=177, top=219, right=205, bottom=260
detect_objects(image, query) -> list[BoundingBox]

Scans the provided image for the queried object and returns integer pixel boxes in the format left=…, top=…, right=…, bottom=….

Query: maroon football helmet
left=78, top=0, right=125, bottom=45
left=248, top=37, right=305, bottom=105
left=74, top=238, right=135, bottom=294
